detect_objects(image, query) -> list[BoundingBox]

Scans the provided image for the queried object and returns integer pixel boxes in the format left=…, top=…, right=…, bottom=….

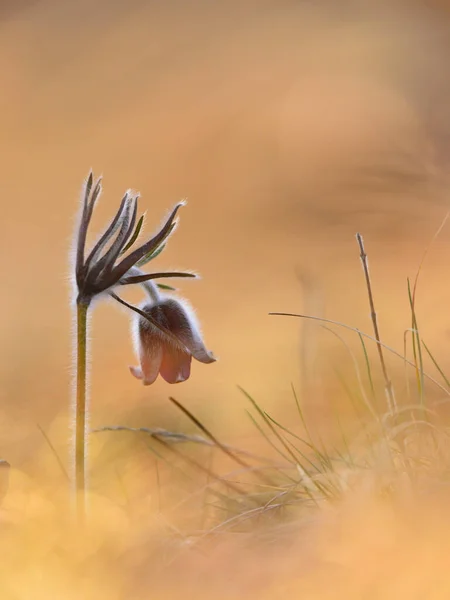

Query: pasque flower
left=71, top=171, right=215, bottom=522
left=73, top=171, right=215, bottom=377
left=129, top=292, right=216, bottom=385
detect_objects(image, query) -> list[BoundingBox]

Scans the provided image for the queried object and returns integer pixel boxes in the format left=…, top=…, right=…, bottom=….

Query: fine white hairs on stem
left=70, top=172, right=209, bottom=524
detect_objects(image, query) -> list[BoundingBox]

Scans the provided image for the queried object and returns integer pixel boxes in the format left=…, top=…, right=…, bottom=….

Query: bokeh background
left=3, top=1, right=450, bottom=596
left=2, top=0, right=450, bottom=439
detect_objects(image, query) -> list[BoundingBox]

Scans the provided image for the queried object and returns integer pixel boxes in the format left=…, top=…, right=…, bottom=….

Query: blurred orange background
left=1, top=0, right=450, bottom=487
left=3, top=2, right=450, bottom=598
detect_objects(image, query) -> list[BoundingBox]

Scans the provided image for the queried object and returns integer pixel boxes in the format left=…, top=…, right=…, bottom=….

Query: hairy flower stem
left=75, top=299, right=90, bottom=524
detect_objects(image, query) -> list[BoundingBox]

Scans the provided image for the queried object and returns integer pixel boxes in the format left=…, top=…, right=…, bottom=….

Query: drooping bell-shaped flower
left=129, top=295, right=216, bottom=385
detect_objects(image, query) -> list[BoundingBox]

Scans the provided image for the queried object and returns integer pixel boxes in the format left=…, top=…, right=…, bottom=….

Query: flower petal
left=129, top=365, right=144, bottom=380
left=137, top=328, right=163, bottom=385
left=162, top=298, right=216, bottom=364
left=160, top=348, right=192, bottom=384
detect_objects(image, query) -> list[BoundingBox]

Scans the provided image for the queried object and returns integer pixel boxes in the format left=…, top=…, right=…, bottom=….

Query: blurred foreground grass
left=1, top=233, right=450, bottom=598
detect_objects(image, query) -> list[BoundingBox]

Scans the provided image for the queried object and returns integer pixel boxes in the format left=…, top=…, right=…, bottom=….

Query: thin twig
left=150, top=434, right=248, bottom=498
left=412, top=211, right=450, bottom=304
left=36, top=424, right=69, bottom=482
left=355, top=233, right=396, bottom=414
left=92, top=425, right=275, bottom=463
left=168, top=397, right=275, bottom=488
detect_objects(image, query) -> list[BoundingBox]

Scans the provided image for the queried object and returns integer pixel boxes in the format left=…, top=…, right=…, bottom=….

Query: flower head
left=74, top=171, right=189, bottom=305
left=73, top=171, right=216, bottom=385
left=129, top=296, right=216, bottom=385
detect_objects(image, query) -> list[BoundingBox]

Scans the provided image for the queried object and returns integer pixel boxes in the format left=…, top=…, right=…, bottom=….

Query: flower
left=72, top=170, right=216, bottom=385
left=129, top=296, right=216, bottom=385
left=74, top=171, right=191, bottom=305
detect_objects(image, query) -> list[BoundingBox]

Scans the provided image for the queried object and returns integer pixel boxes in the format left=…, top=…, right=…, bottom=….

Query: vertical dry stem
left=356, top=233, right=396, bottom=414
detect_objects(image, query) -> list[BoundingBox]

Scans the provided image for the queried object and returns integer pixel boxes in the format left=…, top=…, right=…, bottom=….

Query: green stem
left=75, top=299, right=90, bottom=523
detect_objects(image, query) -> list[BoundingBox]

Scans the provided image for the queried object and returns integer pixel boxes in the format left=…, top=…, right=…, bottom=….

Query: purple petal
left=159, top=347, right=192, bottom=384
left=162, top=299, right=216, bottom=364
